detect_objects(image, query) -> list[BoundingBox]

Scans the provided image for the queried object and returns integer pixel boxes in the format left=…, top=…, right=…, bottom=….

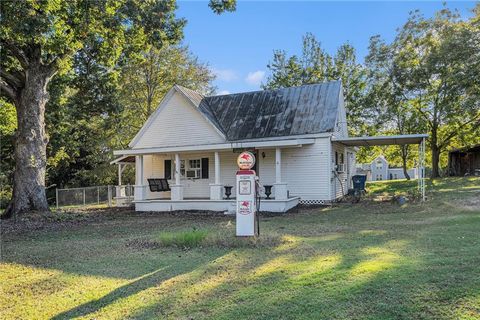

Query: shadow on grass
left=127, top=216, right=480, bottom=319
left=50, top=250, right=228, bottom=320
left=3, top=177, right=480, bottom=319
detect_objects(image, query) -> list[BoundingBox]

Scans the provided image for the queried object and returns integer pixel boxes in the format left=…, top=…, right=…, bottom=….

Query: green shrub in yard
left=158, top=229, right=208, bottom=248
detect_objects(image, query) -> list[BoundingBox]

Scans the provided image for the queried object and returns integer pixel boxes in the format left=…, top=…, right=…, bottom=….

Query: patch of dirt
left=0, top=207, right=135, bottom=235
left=125, top=238, right=162, bottom=250
left=456, top=195, right=480, bottom=211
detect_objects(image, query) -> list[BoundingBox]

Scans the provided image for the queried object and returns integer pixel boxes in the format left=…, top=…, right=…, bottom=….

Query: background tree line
left=1, top=2, right=479, bottom=214
left=0, top=0, right=233, bottom=216
left=264, top=5, right=480, bottom=179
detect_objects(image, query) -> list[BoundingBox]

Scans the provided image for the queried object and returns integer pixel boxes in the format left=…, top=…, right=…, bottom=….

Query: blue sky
left=176, top=1, right=476, bottom=94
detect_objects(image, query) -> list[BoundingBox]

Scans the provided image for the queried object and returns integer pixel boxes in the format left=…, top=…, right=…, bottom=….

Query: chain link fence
left=55, top=185, right=135, bottom=209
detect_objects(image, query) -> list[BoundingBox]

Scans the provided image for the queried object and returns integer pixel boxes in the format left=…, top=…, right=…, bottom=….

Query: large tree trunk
left=401, top=145, right=411, bottom=180
left=431, top=144, right=441, bottom=178
left=3, top=65, right=52, bottom=218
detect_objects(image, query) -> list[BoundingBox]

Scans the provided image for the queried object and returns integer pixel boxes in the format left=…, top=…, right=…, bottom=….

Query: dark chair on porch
left=147, top=178, right=171, bottom=192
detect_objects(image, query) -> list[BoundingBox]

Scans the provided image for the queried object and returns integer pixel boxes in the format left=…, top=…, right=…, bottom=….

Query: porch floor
left=134, top=196, right=300, bottom=213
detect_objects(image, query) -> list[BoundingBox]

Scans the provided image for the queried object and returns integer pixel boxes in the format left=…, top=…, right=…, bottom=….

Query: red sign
left=239, top=200, right=252, bottom=215
left=237, top=151, right=255, bottom=170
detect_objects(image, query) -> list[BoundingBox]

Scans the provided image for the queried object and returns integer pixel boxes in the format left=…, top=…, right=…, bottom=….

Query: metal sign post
left=236, top=151, right=259, bottom=237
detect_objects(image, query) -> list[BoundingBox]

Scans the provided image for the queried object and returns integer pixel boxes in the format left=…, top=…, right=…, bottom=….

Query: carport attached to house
left=333, top=134, right=428, bottom=201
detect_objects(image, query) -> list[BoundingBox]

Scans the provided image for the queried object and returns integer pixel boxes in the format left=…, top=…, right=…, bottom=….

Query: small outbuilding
left=356, top=155, right=418, bottom=181
left=448, top=144, right=480, bottom=176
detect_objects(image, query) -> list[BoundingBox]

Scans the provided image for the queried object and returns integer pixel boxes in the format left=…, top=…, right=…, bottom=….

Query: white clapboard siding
left=282, top=138, right=332, bottom=201
left=141, top=153, right=212, bottom=199
left=331, top=142, right=348, bottom=199
left=140, top=139, right=340, bottom=202
left=258, top=150, right=276, bottom=197
left=133, top=92, right=225, bottom=149
left=335, top=91, right=349, bottom=138
left=370, top=156, right=389, bottom=181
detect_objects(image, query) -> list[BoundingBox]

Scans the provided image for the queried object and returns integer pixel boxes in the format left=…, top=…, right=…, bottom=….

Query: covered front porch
left=111, top=138, right=313, bottom=212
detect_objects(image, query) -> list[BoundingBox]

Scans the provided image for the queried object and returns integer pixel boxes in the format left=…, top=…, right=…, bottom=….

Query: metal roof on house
left=174, top=85, right=204, bottom=107
left=178, top=81, right=343, bottom=141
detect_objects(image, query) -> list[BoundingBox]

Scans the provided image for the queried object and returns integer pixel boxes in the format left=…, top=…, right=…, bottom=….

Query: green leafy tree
left=264, top=33, right=370, bottom=135
left=0, top=99, right=16, bottom=209
left=386, top=7, right=480, bottom=177
left=366, top=35, right=426, bottom=179
left=0, top=0, right=235, bottom=218
left=115, top=45, right=215, bottom=148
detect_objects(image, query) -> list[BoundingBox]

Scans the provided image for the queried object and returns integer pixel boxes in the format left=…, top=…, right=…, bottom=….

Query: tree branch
left=0, top=78, right=19, bottom=103
left=438, top=112, right=480, bottom=148
left=0, top=40, right=29, bottom=69
left=0, top=68, right=24, bottom=89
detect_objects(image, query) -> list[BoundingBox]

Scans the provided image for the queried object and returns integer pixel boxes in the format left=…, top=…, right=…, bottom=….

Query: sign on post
left=237, top=151, right=255, bottom=170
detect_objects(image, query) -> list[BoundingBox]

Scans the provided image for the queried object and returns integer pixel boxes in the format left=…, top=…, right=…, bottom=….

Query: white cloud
left=212, top=68, right=238, bottom=82
left=217, top=90, right=231, bottom=95
left=245, top=70, right=266, bottom=86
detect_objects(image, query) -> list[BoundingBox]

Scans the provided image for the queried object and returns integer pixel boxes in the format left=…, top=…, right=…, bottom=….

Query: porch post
left=215, top=151, right=220, bottom=184
left=274, top=147, right=288, bottom=200
left=117, top=164, right=125, bottom=197
left=134, top=155, right=145, bottom=201
left=210, top=151, right=223, bottom=200
left=171, top=153, right=184, bottom=200
left=118, top=164, right=122, bottom=186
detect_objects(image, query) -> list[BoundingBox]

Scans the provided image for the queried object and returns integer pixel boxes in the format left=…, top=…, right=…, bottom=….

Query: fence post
left=83, top=188, right=86, bottom=206
left=97, top=186, right=100, bottom=205
left=56, top=188, right=59, bottom=210
left=108, top=185, right=112, bottom=207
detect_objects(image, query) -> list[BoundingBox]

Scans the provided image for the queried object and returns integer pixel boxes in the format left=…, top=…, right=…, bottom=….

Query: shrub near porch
left=1, top=177, right=479, bottom=319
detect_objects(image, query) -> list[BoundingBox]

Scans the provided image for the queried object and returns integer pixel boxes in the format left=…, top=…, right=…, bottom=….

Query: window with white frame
left=186, top=159, right=201, bottom=179
left=376, top=160, right=383, bottom=169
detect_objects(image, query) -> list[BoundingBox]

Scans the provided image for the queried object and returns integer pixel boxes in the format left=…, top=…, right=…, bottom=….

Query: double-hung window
left=186, top=159, right=201, bottom=179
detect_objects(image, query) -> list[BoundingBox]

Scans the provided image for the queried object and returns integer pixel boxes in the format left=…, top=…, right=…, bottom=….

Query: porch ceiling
left=113, top=138, right=316, bottom=156
left=110, top=155, right=136, bottom=164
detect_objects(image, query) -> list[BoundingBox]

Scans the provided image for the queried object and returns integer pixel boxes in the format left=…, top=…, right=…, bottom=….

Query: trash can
left=352, top=175, right=367, bottom=191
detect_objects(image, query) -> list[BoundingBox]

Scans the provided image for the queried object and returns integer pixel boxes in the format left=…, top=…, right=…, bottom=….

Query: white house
left=112, top=81, right=428, bottom=212
left=112, top=81, right=359, bottom=212
left=356, top=156, right=418, bottom=181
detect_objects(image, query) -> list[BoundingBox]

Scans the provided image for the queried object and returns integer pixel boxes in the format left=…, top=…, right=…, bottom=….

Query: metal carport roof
left=333, top=133, right=428, bottom=202
left=333, top=134, right=428, bottom=146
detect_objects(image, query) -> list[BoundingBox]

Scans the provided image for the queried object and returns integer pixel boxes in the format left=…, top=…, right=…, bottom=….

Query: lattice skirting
left=299, top=199, right=329, bottom=205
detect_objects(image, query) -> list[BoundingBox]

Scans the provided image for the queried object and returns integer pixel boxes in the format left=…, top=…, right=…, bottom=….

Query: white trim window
left=186, top=159, right=201, bottom=179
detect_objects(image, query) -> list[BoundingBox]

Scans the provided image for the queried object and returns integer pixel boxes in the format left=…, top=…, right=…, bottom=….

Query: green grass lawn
left=1, top=177, right=480, bottom=319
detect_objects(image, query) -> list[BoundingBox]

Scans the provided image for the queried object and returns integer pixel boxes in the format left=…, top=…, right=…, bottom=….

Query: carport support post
left=274, top=147, right=288, bottom=200
left=417, top=138, right=426, bottom=202
left=420, top=137, right=426, bottom=202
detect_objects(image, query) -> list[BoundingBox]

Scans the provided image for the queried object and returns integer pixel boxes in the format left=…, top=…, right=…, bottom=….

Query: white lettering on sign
left=239, top=200, right=252, bottom=215
left=237, top=151, right=255, bottom=170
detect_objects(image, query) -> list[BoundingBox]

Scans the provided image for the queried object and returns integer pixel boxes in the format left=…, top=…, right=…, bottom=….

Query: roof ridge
left=205, top=79, right=342, bottom=98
